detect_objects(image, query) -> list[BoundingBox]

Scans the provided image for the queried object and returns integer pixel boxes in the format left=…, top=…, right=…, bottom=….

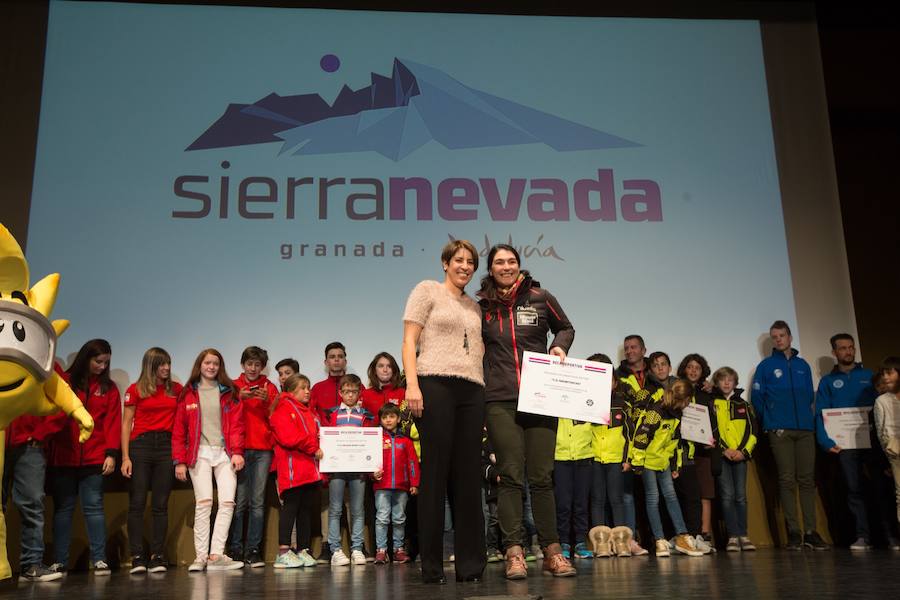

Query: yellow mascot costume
left=0, top=223, right=94, bottom=580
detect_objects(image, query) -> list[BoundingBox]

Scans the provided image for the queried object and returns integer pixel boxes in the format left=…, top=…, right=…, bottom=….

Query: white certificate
left=680, top=403, right=716, bottom=446
left=319, top=427, right=383, bottom=473
left=823, top=407, right=872, bottom=450
left=517, top=351, right=612, bottom=424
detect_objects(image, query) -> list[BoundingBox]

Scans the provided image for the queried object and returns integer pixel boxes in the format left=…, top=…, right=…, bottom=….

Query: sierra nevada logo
left=187, top=57, right=639, bottom=161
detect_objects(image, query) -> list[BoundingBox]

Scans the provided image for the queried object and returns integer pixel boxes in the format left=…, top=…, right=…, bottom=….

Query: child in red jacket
left=372, top=403, right=419, bottom=564
left=361, top=352, right=405, bottom=416
left=269, top=374, right=322, bottom=568
left=172, top=349, right=245, bottom=572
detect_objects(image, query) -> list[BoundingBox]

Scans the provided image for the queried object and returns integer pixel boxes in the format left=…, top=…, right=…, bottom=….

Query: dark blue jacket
left=815, top=363, right=876, bottom=450
left=751, top=348, right=815, bottom=431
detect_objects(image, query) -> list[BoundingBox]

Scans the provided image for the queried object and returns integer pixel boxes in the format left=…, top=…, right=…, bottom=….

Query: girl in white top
left=873, top=366, right=900, bottom=524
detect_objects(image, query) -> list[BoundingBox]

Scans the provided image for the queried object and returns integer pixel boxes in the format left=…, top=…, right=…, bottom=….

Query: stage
left=6, top=549, right=896, bottom=599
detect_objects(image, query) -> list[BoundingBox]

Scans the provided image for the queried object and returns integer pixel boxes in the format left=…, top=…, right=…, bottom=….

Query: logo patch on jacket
left=833, top=380, right=844, bottom=389
left=774, top=369, right=783, bottom=378
left=384, top=438, right=392, bottom=449
left=515, top=306, right=538, bottom=326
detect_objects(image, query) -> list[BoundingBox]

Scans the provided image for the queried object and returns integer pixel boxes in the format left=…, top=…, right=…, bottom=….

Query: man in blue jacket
left=752, top=320, right=829, bottom=551
left=815, top=333, right=876, bottom=551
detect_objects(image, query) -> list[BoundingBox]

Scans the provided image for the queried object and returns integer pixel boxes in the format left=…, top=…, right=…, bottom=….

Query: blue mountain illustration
left=187, top=58, right=639, bottom=160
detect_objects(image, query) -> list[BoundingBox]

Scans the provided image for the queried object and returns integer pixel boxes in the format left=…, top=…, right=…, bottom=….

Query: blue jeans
left=328, top=475, right=365, bottom=551
left=591, top=461, right=626, bottom=527
left=2, top=445, right=47, bottom=567
left=838, top=449, right=870, bottom=541
left=623, top=470, right=637, bottom=533
left=228, top=449, right=272, bottom=555
left=51, top=467, right=107, bottom=565
left=375, top=489, right=408, bottom=550
left=717, top=459, right=748, bottom=537
left=642, top=468, right=687, bottom=540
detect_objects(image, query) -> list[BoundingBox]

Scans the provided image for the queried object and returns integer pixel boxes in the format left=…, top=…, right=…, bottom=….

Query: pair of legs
left=768, top=430, right=817, bottom=535
left=554, top=459, right=591, bottom=546
left=673, top=462, right=702, bottom=536
left=591, top=461, right=627, bottom=527
left=189, top=445, right=237, bottom=560
left=2, top=445, right=48, bottom=570
left=127, top=431, right=173, bottom=559
left=228, top=449, right=272, bottom=558
left=280, top=483, right=319, bottom=550
left=642, top=468, right=688, bottom=540
left=375, top=489, right=409, bottom=550
left=837, top=449, right=871, bottom=542
left=717, top=459, right=748, bottom=537
left=328, top=475, right=365, bottom=552
left=51, top=466, right=107, bottom=566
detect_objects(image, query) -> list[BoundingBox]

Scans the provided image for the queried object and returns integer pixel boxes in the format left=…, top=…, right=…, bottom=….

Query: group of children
left=5, top=338, right=900, bottom=581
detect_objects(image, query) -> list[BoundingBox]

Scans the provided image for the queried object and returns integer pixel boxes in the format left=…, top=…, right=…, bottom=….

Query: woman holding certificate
left=477, top=244, right=576, bottom=579
left=402, top=239, right=486, bottom=584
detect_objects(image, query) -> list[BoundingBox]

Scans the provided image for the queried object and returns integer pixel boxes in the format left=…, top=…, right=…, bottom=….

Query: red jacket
left=310, top=375, right=366, bottom=425
left=373, top=429, right=420, bottom=492
left=172, top=383, right=244, bottom=467
left=48, top=375, right=121, bottom=467
left=5, top=414, right=68, bottom=448
left=269, top=392, right=321, bottom=494
left=361, top=384, right=405, bottom=418
left=233, top=374, right=279, bottom=451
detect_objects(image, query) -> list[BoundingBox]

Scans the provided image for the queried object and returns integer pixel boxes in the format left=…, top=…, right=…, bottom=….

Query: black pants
left=415, top=376, right=486, bottom=581
left=674, top=462, right=702, bottom=536
left=127, top=431, right=174, bottom=557
left=279, top=483, right=320, bottom=549
left=554, top=459, right=592, bottom=546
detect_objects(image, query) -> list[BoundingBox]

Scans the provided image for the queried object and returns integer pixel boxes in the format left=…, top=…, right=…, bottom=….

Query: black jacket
left=479, top=276, right=574, bottom=403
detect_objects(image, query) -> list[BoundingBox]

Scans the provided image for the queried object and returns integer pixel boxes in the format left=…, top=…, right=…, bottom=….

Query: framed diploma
left=517, top=352, right=613, bottom=424
left=680, top=403, right=716, bottom=446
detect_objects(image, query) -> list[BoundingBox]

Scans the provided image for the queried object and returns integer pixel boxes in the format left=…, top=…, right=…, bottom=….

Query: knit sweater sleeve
left=403, top=280, right=435, bottom=326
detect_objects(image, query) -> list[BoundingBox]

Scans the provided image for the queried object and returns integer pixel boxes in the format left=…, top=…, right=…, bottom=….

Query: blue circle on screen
left=320, top=54, right=340, bottom=72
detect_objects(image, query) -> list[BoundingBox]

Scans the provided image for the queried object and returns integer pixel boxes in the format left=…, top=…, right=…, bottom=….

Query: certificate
left=319, top=427, right=383, bottom=473
left=680, top=403, right=715, bottom=446
left=517, top=351, right=612, bottom=424
left=822, top=407, right=872, bottom=450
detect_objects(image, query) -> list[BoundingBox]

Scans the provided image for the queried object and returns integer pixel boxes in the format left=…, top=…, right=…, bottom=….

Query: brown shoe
left=504, top=546, right=527, bottom=580
left=542, top=543, right=576, bottom=577
left=588, top=526, right=612, bottom=557
left=611, top=526, right=633, bottom=557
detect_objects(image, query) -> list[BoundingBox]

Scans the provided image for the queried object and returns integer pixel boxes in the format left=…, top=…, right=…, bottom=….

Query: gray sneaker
left=21, top=564, right=64, bottom=582
left=91, top=560, right=111, bottom=576
left=849, top=537, right=871, bottom=551
left=206, top=555, right=245, bottom=571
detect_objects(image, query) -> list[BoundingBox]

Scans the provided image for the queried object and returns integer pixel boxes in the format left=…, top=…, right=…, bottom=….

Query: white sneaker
left=274, top=550, right=303, bottom=569
left=206, top=555, right=245, bottom=571
left=297, top=549, right=317, bottom=567
left=350, top=550, right=367, bottom=565
left=91, top=560, right=111, bottom=576
left=849, top=537, right=872, bottom=551
left=188, top=558, right=206, bottom=572
left=331, top=549, right=350, bottom=567
left=694, top=535, right=713, bottom=555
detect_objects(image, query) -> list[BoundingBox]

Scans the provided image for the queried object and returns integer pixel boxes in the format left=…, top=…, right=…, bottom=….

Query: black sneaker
left=129, top=556, right=148, bottom=574
left=148, top=555, right=168, bottom=572
left=784, top=531, right=803, bottom=551
left=247, top=550, right=265, bottom=568
left=317, top=546, right=332, bottom=565
left=803, top=531, right=830, bottom=551
left=21, top=564, right=64, bottom=582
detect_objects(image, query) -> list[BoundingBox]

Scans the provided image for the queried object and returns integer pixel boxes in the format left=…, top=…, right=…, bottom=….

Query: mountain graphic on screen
left=187, top=58, right=640, bottom=160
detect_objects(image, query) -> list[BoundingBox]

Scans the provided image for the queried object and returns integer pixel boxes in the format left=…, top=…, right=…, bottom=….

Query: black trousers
left=279, top=483, right=320, bottom=549
left=127, top=431, right=174, bottom=557
left=674, top=463, right=702, bottom=536
left=415, top=376, right=486, bottom=581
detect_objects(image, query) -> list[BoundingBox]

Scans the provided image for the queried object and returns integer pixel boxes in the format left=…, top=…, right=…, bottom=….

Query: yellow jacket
left=555, top=418, right=593, bottom=461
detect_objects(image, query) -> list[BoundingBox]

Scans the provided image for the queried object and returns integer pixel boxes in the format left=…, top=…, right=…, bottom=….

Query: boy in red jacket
left=228, top=346, right=280, bottom=567
left=372, top=403, right=419, bottom=564
left=269, top=374, right=322, bottom=568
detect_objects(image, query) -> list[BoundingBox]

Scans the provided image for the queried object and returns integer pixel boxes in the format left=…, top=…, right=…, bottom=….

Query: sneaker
left=523, top=546, right=535, bottom=562
left=21, top=564, right=64, bottom=582
left=531, top=544, right=544, bottom=560
left=541, top=545, right=576, bottom=577
left=147, top=555, right=167, bottom=573
left=803, top=531, right=830, bottom=551
left=247, top=550, right=265, bottom=568
left=317, top=546, right=332, bottom=565
left=655, top=539, right=670, bottom=557
left=129, top=556, right=148, bottom=574
left=350, top=549, right=367, bottom=565
left=674, top=534, right=704, bottom=557
left=573, top=542, right=593, bottom=560
left=694, top=535, right=713, bottom=555
left=91, top=560, right=111, bottom=576
left=48, top=563, right=67, bottom=577
left=739, top=536, right=756, bottom=551
left=274, top=550, right=303, bottom=569
left=374, top=549, right=388, bottom=565
left=331, top=549, right=350, bottom=567
left=297, top=549, right=317, bottom=567
left=393, top=548, right=410, bottom=564
left=784, top=530, right=803, bottom=550
left=486, top=548, right=503, bottom=563
left=447, top=554, right=455, bottom=562
left=726, top=537, right=740, bottom=552
left=849, top=537, right=871, bottom=551
left=629, top=539, right=649, bottom=556
left=207, top=555, right=245, bottom=571
left=888, top=537, right=900, bottom=551
left=188, top=558, right=207, bottom=572
left=560, top=543, right=572, bottom=559
left=504, top=547, right=527, bottom=580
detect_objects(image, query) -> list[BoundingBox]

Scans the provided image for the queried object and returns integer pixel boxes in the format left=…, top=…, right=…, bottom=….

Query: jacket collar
left=829, top=362, right=864, bottom=375
left=770, top=347, right=799, bottom=360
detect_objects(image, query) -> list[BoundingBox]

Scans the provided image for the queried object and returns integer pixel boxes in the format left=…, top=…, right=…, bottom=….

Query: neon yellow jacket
left=619, top=371, right=664, bottom=426
left=591, top=390, right=634, bottom=464
left=555, top=418, right=593, bottom=461
left=630, top=403, right=682, bottom=472
left=713, top=388, right=757, bottom=458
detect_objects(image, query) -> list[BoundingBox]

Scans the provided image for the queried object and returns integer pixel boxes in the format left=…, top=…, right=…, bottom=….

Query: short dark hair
left=829, top=333, right=855, bottom=350
left=587, top=353, right=612, bottom=364
left=339, top=373, right=362, bottom=390
left=881, top=356, right=900, bottom=370
left=379, top=403, right=402, bottom=419
left=624, top=334, right=645, bottom=349
left=770, top=320, right=792, bottom=336
left=677, top=353, right=711, bottom=383
left=241, top=346, right=268, bottom=366
left=325, top=342, right=346, bottom=357
left=648, top=351, right=671, bottom=367
left=275, top=358, right=300, bottom=373
left=441, top=239, right=479, bottom=271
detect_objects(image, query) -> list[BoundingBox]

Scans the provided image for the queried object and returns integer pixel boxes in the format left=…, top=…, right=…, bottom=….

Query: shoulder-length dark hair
left=367, top=351, right=401, bottom=390
left=477, top=244, right=531, bottom=303
left=676, top=353, right=711, bottom=384
left=186, top=348, right=235, bottom=392
left=66, top=339, right=112, bottom=394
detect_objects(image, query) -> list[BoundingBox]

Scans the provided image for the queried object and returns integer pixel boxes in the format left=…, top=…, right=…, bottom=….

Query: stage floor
left=5, top=549, right=897, bottom=599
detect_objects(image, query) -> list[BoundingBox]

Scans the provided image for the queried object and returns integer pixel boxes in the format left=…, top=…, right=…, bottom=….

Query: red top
left=373, top=429, right=420, bottom=492
left=5, top=414, right=67, bottom=448
left=309, top=374, right=366, bottom=425
left=172, top=383, right=244, bottom=467
left=48, top=374, right=121, bottom=467
left=233, top=373, right=279, bottom=450
left=361, top=384, right=405, bottom=419
left=269, top=392, right=322, bottom=494
left=124, top=382, right=183, bottom=439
